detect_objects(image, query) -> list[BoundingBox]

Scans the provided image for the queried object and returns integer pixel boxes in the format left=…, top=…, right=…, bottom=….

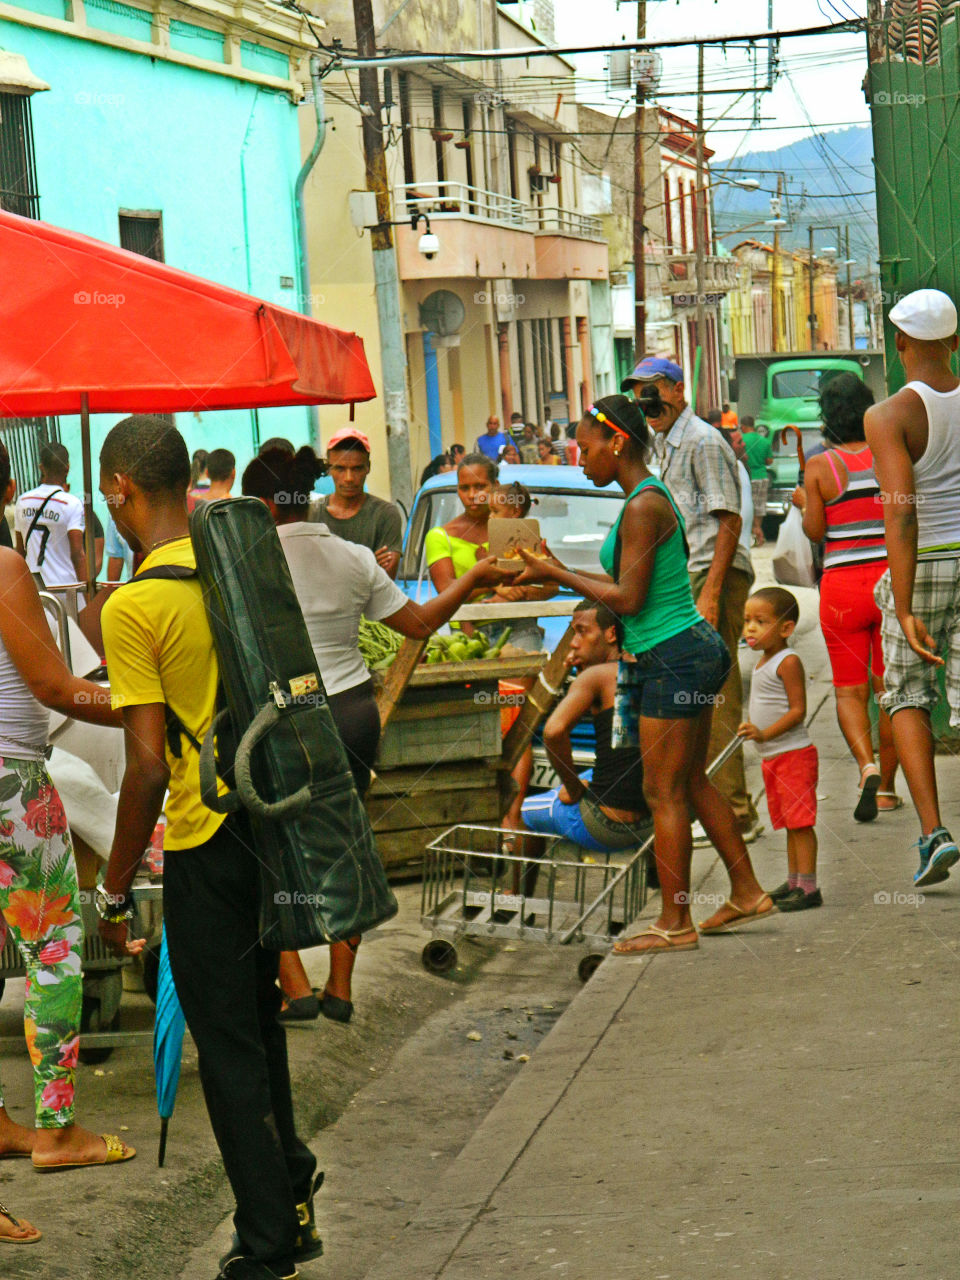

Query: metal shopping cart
left=419, top=736, right=745, bottom=982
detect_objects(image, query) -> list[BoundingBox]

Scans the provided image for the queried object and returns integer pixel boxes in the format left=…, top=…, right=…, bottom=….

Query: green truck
left=730, top=351, right=887, bottom=521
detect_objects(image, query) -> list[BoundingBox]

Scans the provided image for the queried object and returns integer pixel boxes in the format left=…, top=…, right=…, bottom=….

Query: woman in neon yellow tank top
left=425, top=453, right=497, bottom=633
left=515, top=395, right=774, bottom=953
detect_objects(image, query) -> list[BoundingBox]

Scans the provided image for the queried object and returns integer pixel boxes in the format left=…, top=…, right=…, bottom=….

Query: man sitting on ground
left=518, top=601, right=650, bottom=865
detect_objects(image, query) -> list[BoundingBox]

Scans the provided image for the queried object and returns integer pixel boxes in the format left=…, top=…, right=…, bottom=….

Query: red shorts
left=819, top=561, right=887, bottom=687
left=761, top=744, right=819, bottom=831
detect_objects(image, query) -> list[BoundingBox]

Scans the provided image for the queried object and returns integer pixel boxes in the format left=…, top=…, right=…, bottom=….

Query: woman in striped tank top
left=797, top=373, right=901, bottom=821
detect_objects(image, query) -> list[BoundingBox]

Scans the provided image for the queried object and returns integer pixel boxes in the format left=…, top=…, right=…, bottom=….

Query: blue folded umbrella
left=153, top=924, right=186, bottom=1167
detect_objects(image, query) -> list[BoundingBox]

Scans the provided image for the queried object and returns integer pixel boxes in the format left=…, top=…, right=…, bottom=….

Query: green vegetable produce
left=487, top=626, right=512, bottom=658
left=358, top=617, right=404, bottom=669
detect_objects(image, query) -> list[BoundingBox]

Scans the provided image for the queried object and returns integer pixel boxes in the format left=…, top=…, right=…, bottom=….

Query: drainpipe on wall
left=240, top=88, right=262, bottom=449
left=295, top=54, right=327, bottom=449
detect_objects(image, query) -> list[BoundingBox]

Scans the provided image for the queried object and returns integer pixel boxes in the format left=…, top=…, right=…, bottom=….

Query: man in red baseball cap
left=315, top=428, right=403, bottom=578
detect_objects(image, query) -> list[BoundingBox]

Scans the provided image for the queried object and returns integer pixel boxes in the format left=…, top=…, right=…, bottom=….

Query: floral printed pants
left=0, top=758, right=82, bottom=1127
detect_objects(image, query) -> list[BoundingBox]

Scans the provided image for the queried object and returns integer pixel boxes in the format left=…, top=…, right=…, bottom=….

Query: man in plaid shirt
left=622, top=357, right=761, bottom=842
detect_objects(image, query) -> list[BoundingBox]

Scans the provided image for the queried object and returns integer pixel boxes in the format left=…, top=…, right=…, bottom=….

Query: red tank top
left=822, top=447, right=886, bottom=570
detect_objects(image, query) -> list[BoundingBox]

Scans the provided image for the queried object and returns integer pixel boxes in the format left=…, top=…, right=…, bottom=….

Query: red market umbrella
left=0, top=209, right=376, bottom=590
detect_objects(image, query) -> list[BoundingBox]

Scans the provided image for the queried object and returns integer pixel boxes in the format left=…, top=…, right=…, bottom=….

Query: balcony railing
left=394, top=182, right=528, bottom=229
left=530, top=207, right=604, bottom=239
left=652, top=251, right=739, bottom=298
left=393, top=182, right=604, bottom=240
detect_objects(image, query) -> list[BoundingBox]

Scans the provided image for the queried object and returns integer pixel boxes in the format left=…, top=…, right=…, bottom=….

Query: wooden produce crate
left=367, top=760, right=506, bottom=873
left=370, top=653, right=544, bottom=872
left=374, top=677, right=501, bottom=770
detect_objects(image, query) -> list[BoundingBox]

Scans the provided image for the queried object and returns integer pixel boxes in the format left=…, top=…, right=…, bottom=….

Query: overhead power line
left=322, top=17, right=865, bottom=72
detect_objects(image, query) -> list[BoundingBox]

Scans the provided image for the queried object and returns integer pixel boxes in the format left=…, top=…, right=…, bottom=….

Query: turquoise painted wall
left=0, top=17, right=312, bottom=517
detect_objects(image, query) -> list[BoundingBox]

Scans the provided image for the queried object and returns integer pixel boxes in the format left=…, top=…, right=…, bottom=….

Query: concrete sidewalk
left=359, top=626, right=960, bottom=1279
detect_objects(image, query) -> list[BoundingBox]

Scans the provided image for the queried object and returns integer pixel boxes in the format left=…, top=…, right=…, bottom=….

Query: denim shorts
left=612, top=620, right=731, bottom=743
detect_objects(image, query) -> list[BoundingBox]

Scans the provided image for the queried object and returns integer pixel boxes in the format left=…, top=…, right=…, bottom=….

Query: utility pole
left=845, top=224, right=855, bottom=349
left=808, top=224, right=816, bottom=351
left=694, top=42, right=707, bottom=403
left=632, top=0, right=647, bottom=360
left=770, top=174, right=782, bottom=353
left=353, top=0, right=413, bottom=510
left=866, top=0, right=885, bottom=65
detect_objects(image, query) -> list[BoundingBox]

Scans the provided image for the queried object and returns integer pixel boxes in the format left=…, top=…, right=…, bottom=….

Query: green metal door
left=868, top=8, right=960, bottom=392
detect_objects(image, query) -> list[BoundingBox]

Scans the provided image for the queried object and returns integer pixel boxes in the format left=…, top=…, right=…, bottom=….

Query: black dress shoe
left=777, top=887, right=823, bottom=912
left=767, top=881, right=794, bottom=903
left=312, top=988, right=353, bottom=1023
left=217, top=1257, right=299, bottom=1280
left=277, top=995, right=319, bottom=1025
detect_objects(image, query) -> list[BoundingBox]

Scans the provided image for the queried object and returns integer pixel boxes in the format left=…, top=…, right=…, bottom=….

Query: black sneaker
left=777, top=887, right=823, bottom=912
left=766, top=881, right=794, bottom=903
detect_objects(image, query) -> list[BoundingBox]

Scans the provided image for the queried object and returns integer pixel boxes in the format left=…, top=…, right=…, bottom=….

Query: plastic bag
left=772, top=506, right=816, bottom=588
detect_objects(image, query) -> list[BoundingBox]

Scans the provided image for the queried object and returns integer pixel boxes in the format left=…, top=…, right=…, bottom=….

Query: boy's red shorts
left=761, top=744, right=819, bottom=831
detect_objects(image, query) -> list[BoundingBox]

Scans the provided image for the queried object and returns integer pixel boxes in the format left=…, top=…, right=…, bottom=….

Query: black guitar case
left=188, top=496, right=397, bottom=950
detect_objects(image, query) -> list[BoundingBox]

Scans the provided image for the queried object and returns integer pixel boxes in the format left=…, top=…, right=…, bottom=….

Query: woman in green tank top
left=515, top=395, right=774, bottom=953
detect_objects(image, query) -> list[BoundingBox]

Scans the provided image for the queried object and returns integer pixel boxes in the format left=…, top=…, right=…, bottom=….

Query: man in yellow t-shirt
left=97, top=416, right=318, bottom=1280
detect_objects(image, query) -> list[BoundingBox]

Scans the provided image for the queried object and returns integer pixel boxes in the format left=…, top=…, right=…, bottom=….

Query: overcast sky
left=551, top=0, right=871, bottom=159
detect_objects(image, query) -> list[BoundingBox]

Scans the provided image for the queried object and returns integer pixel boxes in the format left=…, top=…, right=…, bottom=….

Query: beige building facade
left=578, top=103, right=735, bottom=411
left=300, top=1, right=610, bottom=497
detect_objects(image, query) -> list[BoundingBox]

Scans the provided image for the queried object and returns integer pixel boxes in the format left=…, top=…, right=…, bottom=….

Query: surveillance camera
left=418, top=232, right=440, bottom=260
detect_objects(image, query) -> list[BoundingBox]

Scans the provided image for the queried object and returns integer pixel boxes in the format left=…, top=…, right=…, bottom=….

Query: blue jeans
left=613, top=620, right=730, bottom=744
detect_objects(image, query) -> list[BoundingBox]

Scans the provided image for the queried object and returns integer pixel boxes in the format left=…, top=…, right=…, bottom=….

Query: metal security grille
left=0, top=417, right=60, bottom=493
left=868, top=7, right=960, bottom=389
left=118, top=211, right=164, bottom=261
left=0, top=91, right=40, bottom=220
left=0, top=92, right=55, bottom=486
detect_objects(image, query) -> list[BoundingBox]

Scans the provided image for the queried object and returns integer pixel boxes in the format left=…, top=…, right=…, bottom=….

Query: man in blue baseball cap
left=622, top=355, right=762, bottom=844
left=620, top=355, right=685, bottom=391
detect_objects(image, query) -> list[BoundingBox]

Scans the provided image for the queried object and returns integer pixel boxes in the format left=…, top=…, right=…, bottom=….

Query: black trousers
left=164, top=816, right=317, bottom=1271
left=327, top=677, right=381, bottom=799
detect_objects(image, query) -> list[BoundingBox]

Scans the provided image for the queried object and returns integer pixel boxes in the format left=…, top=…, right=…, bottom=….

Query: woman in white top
left=242, top=448, right=514, bottom=1024
left=0, top=534, right=130, bottom=1240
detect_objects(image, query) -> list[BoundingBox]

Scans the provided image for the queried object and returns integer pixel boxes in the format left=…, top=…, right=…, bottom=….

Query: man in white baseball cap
left=865, top=288, right=960, bottom=888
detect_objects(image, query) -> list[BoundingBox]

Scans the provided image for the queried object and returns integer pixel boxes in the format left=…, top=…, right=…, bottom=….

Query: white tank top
left=747, top=648, right=812, bottom=761
left=0, top=631, right=50, bottom=760
left=907, top=380, right=960, bottom=559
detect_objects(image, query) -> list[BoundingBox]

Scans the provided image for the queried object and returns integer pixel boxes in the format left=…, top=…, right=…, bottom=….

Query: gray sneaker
left=914, top=827, right=960, bottom=887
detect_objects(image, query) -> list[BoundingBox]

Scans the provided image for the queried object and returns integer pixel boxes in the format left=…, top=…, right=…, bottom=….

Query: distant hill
left=711, top=126, right=877, bottom=282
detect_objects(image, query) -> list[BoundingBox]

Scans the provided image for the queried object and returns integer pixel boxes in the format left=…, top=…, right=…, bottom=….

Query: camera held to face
left=635, top=385, right=665, bottom=419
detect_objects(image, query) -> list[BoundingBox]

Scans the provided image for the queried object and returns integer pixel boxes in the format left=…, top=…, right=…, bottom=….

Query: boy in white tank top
left=865, top=288, right=960, bottom=888
left=739, top=587, right=821, bottom=911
